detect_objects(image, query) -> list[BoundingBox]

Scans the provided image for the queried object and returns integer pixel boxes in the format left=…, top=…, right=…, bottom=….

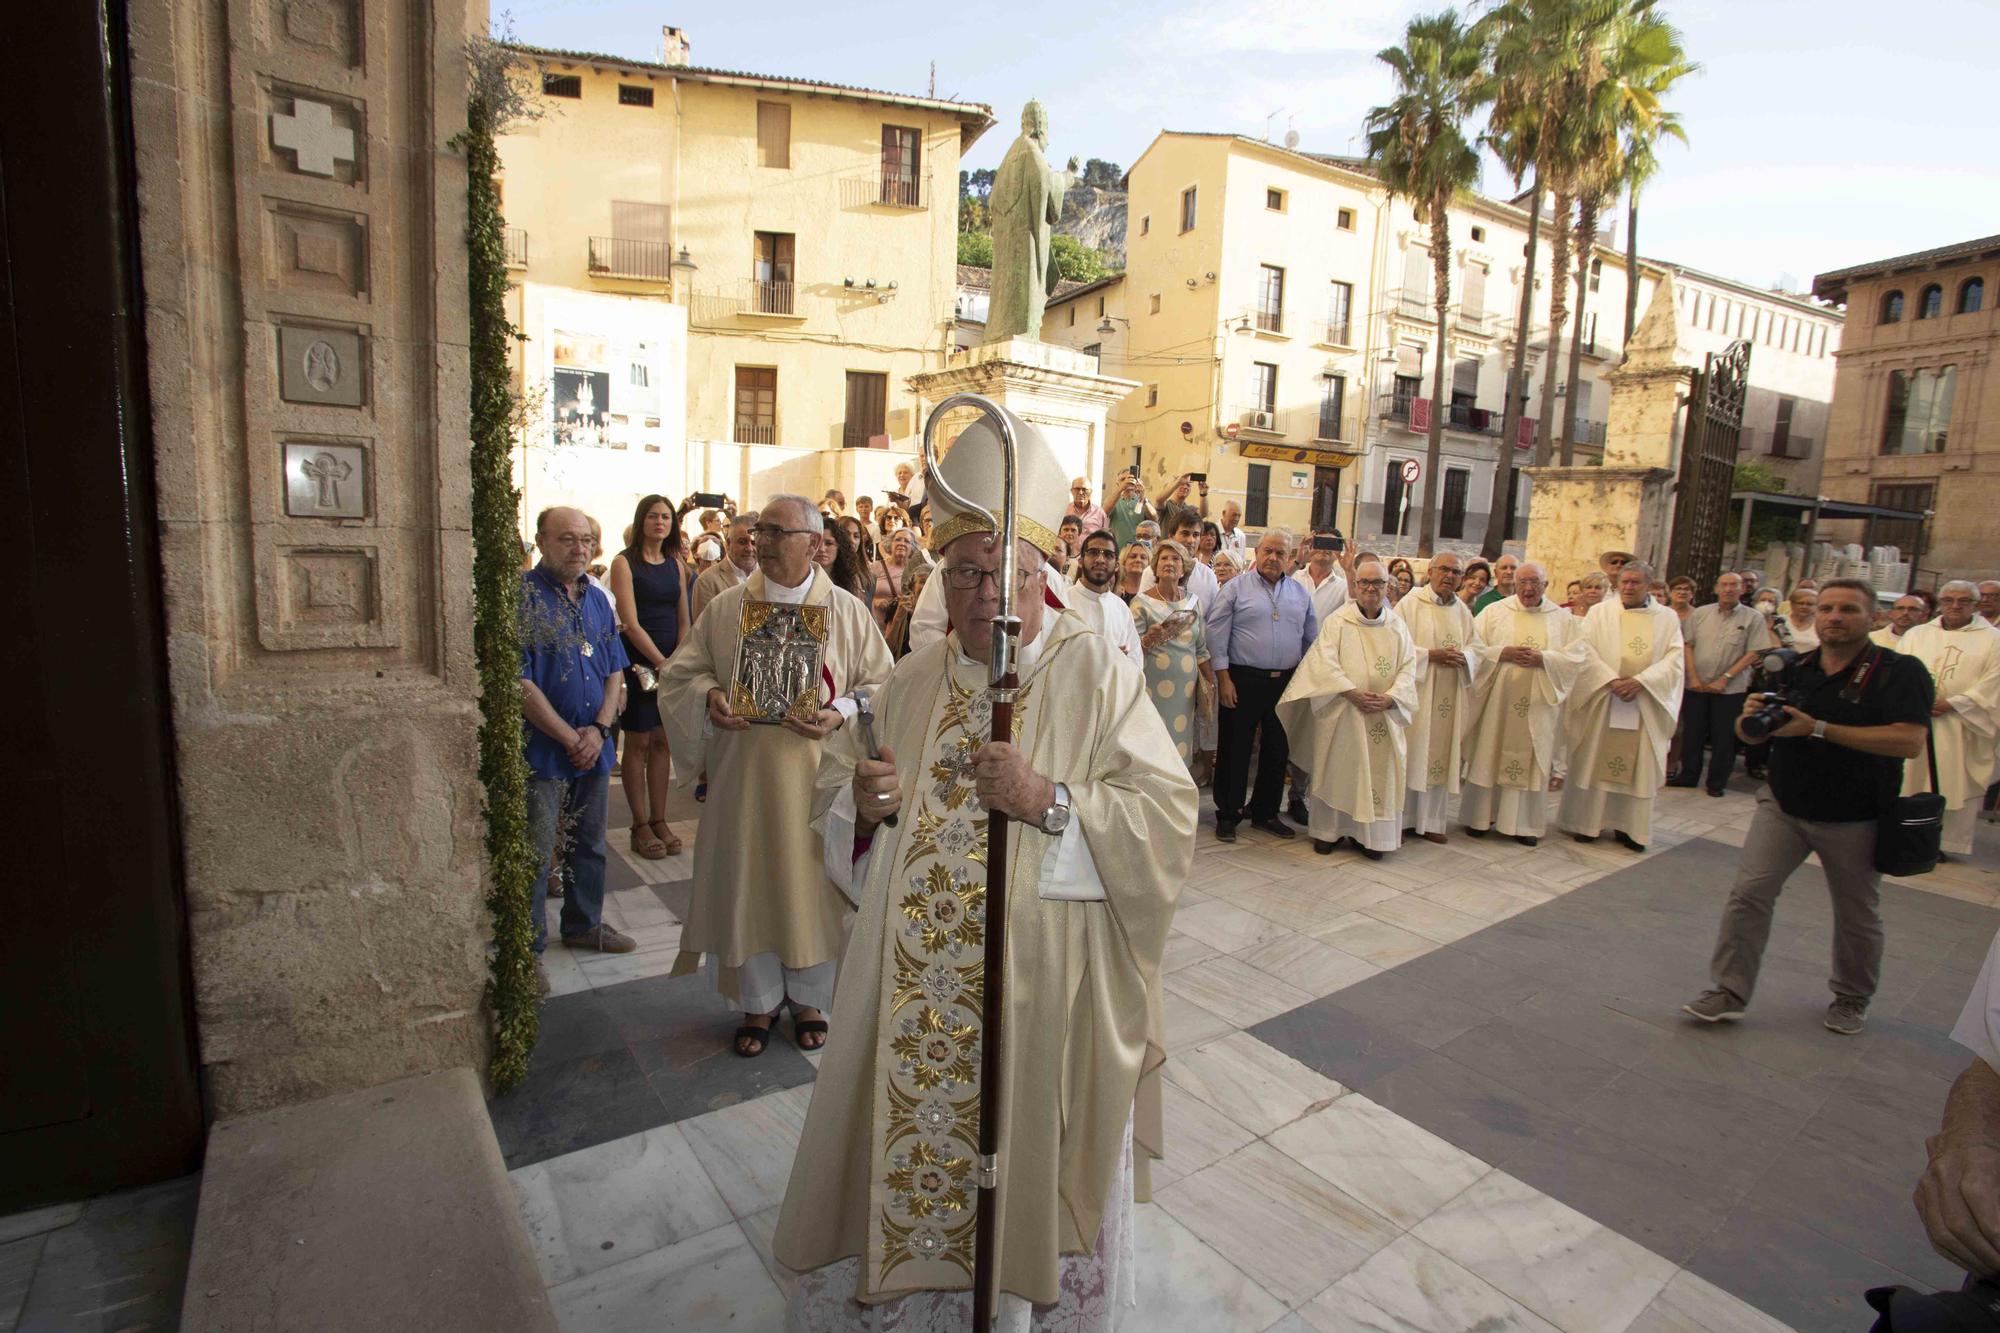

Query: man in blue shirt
left=1206, top=529, right=1318, bottom=842
left=520, top=506, right=637, bottom=965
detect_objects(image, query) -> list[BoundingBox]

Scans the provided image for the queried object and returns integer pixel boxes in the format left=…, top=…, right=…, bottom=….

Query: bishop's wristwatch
left=1038, top=782, right=1073, bottom=835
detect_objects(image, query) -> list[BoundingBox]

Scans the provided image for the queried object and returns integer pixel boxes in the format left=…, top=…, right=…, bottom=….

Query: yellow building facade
left=497, top=35, right=990, bottom=531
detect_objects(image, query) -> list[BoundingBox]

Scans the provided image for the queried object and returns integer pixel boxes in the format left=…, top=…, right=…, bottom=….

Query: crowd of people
left=511, top=450, right=2000, bottom=1327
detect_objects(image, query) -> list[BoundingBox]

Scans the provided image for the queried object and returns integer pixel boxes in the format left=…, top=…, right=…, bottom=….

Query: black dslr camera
left=1740, top=647, right=1804, bottom=742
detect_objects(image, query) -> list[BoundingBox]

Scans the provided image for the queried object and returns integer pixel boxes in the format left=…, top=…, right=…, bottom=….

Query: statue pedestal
left=909, top=338, right=1137, bottom=488
left=1524, top=278, right=1694, bottom=590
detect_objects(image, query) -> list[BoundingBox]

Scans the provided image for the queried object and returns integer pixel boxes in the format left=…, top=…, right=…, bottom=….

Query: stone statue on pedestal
left=983, top=100, right=1077, bottom=345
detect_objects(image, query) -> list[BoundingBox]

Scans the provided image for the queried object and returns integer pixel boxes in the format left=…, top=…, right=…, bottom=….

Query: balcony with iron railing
left=841, top=172, right=925, bottom=209
left=1454, top=307, right=1493, bottom=336
left=1571, top=418, right=1607, bottom=447
left=504, top=226, right=529, bottom=269
left=1375, top=393, right=1501, bottom=437
left=1235, top=405, right=1287, bottom=436
left=588, top=236, right=673, bottom=281
left=1396, top=288, right=1433, bottom=320
left=1253, top=306, right=1284, bottom=334
left=842, top=423, right=891, bottom=449
left=733, top=421, right=777, bottom=445
left=1312, top=318, right=1353, bottom=347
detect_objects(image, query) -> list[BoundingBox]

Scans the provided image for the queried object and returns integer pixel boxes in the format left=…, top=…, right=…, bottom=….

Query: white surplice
left=1461, top=597, right=1589, bottom=838
left=1557, top=597, right=1685, bottom=844
left=1275, top=600, right=1420, bottom=851
left=1394, top=589, right=1479, bottom=836
left=1900, top=618, right=2000, bottom=854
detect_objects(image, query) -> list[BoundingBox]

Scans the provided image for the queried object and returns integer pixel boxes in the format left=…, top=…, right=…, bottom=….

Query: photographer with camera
left=1683, top=579, right=1933, bottom=1035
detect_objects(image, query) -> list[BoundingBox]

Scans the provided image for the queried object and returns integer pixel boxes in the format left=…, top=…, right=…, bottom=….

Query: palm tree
left=1364, top=10, right=1489, bottom=556
left=1556, top=6, right=1694, bottom=461
left=1620, top=39, right=1695, bottom=344
left=1475, top=94, right=1541, bottom=558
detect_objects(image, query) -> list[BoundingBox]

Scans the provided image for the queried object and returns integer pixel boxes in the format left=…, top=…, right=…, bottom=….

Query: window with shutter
left=843, top=372, right=888, bottom=448
left=757, top=102, right=791, bottom=169
left=734, top=367, right=777, bottom=444
left=1460, top=263, right=1486, bottom=321
left=753, top=232, right=796, bottom=313
left=881, top=126, right=921, bottom=206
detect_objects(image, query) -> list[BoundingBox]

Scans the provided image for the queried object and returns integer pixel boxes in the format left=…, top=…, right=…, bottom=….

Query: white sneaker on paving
left=1825, top=996, right=1868, bottom=1035
left=1682, top=989, right=1745, bottom=1023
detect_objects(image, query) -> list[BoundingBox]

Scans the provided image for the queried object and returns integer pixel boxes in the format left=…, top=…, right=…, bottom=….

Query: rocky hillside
left=1059, top=186, right=1126, bottom=269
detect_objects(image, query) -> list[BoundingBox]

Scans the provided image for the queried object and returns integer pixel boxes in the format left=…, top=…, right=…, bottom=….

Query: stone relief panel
left=282, top=439, right=369, bottom=519
left=263, top=200, right=368, bottom=298
left=265, top=86, right=363, bottom=184
left=276, top=322, right=366, bottom=406
left=263, top=543, right=395, bottom=650
left=263, top=0, right=361, bottom=67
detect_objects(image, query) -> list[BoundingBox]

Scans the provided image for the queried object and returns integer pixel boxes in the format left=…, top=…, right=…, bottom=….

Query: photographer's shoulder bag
left=1877, top=679, right=1945, bottom=877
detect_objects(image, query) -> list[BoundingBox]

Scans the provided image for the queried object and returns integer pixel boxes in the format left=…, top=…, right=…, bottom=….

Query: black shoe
left=1665, top=776, right=1700, bottom=789
left=1360, top=845, right=1384, bottom=861
left=1704, top=787, right=1726, bottom=798
left=1614, top=830, right=1646, bottom=852
left=1288, top=797, right=1309, bottom=824
left=1314, top=838, right=1337, bottom=855
left=1572, top=833, right=1598, bottom=844
left=1515, top=835, right=1538, bottom=847
left=1251, top=818, right=1297, bottom=840
left=1215, top=821, right=1238, bottom=844
left=1464, top=825, right=1489, bottom=838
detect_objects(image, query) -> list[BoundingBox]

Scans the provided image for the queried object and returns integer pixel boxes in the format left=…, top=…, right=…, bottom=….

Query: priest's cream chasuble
left=1564, top=599, right=1684, bottom=796
left=1900, top=619, right=2000, bottom=810
left=1395, top=591, right=1479, bottom=795
left=657, top=567, right=893, bottom=993
left=1464, top=597, right=1587, bottom=792
left=1273, top=601, right=1420, bottom=824
left=773, top=613, right=1195, bottom=1308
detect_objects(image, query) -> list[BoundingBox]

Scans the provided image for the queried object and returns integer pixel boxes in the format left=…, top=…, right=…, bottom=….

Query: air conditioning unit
left=1242, top=410, right=1275, bottom=431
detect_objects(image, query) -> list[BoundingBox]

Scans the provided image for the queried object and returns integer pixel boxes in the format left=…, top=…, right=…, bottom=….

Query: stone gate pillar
left=1525, top=279, right=1691, bottom=590
left=131, top=0, right=489, bottom=1112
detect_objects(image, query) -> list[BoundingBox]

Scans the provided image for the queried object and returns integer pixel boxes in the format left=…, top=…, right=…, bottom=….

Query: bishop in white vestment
left=1275, top=561, right=1420, bottom=858
left=1899, top=582, right=2000, bottom=855
left=774, top=403, right=1197, bottom=1330
left=1395, top=553, right=1478, bottom=841
left=1461, top=563, right=1587, bottom=843
left=1558, top=563, right=1685, bottom=850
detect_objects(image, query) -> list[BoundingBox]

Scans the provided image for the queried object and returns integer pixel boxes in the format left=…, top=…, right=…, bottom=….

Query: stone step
left=179, top=1068, right=556, bottom=1332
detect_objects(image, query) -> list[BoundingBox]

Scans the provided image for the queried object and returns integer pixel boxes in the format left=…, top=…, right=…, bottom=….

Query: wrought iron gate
left=1667, top=339, right=1750, bottom=588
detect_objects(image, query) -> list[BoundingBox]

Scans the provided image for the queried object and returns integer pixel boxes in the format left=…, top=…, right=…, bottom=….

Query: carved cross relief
left=271, top=99, right=356, bottom=178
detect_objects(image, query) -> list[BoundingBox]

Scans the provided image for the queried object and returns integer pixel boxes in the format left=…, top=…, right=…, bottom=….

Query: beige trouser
left=1708, top=791, right=1884, bottom=1005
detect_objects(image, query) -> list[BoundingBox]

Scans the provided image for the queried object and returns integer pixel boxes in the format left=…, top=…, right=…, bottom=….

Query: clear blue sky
left=501, top=0, right=2000, bottom=295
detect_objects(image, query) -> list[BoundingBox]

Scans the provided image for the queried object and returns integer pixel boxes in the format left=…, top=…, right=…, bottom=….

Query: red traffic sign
left=1400, top=458, right=1421, bottom=484
left=1224, top=422, right=1241, bottom=439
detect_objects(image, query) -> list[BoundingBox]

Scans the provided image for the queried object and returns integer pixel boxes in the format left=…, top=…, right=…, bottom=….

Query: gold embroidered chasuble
left=1900, top=619, right=2000, bottom=807
left=773, top=613, right=1196, bottom=1307
left=1273, top=601, right=1421, bottom=825
left=657, top=566, right=894, bottom=989
left=1395, top=592, right=1479, bottom=793
left=1463, top=597, right=1586, bottom=791
left=1563, top=598, right=1685, bottom=797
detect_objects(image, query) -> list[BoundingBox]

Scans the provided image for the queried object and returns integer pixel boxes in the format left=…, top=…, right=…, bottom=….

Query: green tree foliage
left=1051, top=233, right=1109, bottom=284
left=1364, top=9, right=1489, bottom=556
left=1080, top=158, right=1124, bottom=190
left=957, top=231, right=993, bottom=267
left=1728, top=456, right=1803, bottom=554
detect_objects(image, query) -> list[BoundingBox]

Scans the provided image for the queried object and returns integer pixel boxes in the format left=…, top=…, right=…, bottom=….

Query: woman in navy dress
left=609, top=493, right=694, bottom=857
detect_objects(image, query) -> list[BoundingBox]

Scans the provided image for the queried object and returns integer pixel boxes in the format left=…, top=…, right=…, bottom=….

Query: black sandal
left=734, top=1012, right=778, bottom=1058
left=792, top=1011, right=829, bottom=1051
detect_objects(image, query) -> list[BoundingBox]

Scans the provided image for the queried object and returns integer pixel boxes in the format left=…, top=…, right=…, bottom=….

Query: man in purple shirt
left=1206, top=529, right=1319, bottom=842
left=520, top=506, right=638, bottom=967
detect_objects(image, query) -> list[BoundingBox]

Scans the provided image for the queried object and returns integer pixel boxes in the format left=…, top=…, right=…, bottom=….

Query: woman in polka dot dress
left=1132, top=539, right=1215, bottom=768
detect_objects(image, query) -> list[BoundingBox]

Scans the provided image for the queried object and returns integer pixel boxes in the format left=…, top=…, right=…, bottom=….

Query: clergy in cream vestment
left=1394, top=554, right=1479, bottom=839
left=1558, top=564, right=1686, bottom=848
left=1461, top=564, right=1588, bottom=841
left=774, top=404, right=1197, bottom=1328
left=658, top=496, right=894, bottom=1031
left=1275, top=561, right=1420, bottom=856
left=1898, top=583, right=2000, bottom=855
